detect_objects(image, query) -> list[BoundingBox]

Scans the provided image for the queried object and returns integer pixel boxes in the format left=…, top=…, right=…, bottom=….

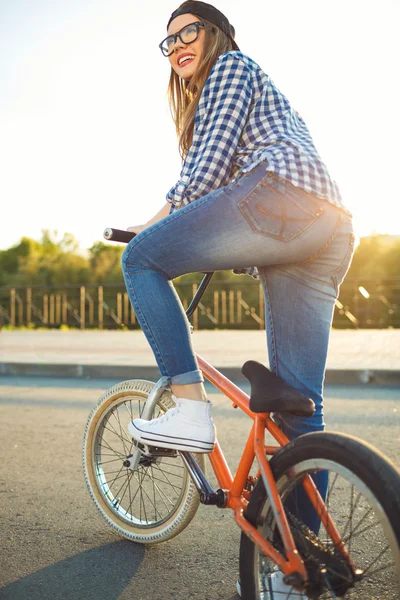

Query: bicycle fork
left=123, top=376, right=171, bottom=471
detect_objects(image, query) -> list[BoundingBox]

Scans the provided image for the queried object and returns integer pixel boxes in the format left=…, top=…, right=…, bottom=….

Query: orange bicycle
left=83, top=228, right=400, bottom=599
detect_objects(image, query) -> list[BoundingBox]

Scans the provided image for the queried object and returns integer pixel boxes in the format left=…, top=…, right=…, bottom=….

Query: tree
left=88, top=242, right=124, bottom=284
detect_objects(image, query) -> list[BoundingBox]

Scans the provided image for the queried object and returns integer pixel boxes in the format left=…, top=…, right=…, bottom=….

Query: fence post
left=124, top=293, right=129, bottom=326
left=16, top=293, right=23, bottom=326
left=117, top=293, right=122, bottom=325
left=56, top=295, right=61, bottom=324
left=237, top=290, right=242, bottom=324
left=10, top=289, right=16, bottom=326
left=49, top=294, right=55, bottom=325
left=213, top=291, right=219, bottom=325
left=43, top=294, right=48, bottom=325
left=221, top=290, right=227, bottom=325
left=80, top=286, right=85, bottom=330
left=88, top=294, right=94, bottom=326
left=98, top=286, right=103, bottom=329
left=26, top=288, right=32, bottom=325
left=62, top=294, right=67, bottom=325
left=229, top=290, right=235, bottom=325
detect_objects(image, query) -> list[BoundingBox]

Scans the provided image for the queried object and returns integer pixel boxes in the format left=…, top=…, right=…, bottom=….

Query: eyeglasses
left=159, top=21, right=204, bottom=57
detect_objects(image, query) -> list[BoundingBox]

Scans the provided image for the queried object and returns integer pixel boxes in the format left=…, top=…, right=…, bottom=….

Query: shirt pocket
left=238, top=174, right=325, bottom=242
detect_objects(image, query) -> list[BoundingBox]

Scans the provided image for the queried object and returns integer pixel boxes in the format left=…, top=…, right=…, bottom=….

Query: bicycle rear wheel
left=239, top=431, right=400, bottom=599
left=83, top=379, right=205, bottom=544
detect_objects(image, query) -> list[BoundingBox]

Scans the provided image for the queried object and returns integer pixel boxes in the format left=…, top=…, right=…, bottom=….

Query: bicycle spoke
left=343, top=505, right=373, bottom=544
left=96, top=456, right=124, bottom=465
left=99, top=468, right=127, bottom=476
left=147, top=469, right=177, bottom=507
left=322, top=573, right=338, bottom=599
left=137, top=468, right=152, bottom=523
left=117, top=469, right=135, bottom=508
left=326, top=472, right=338, bottom=510
left=127, top=469, right=134, bottom=521
left=153, top=463, right=183, bottom=489
left=125, top=473, right=143, bottom=516
left=361, top=543, right=391, bottom=575
left=98, top=439, right=126, bottom=458
left=112, top=469, right=133, bottom=499
left=147, top=466, right=175, bottom=512
left=340, top=486, right=362, bottom=542
left=348, top=484, right=355, bottom=553
left=150, top=465, right=158, bottom=521
left=88, top=389, right=199, bottom=537
left=363, top=558, right=394, bottom=577
left=154, top=464, right=184, bottom=479
left=342, top=515, right=382, bottom=544
left=96, top=452, right=126, bottom=457
left=102, top=465, right=124, bottom=492
left=107, top=472, right=133, bottom=485
left=124, top=400, right=135, bottom=422
left=103, top=422, right=131, bottom=447
left=158, top=459, right=185, bottom=471
left=144, top=473, right=181, bottom=493
left=111, top=407, right=130, bottom=455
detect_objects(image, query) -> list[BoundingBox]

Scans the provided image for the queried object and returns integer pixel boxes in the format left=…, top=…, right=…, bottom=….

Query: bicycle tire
left=239, top=431, right=400, bottom=599
left=83, top=379, right=205, bottom=544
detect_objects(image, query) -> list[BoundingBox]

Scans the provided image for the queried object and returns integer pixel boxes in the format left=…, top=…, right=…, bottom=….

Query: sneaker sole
left=128, top=422, right=215, bottom=453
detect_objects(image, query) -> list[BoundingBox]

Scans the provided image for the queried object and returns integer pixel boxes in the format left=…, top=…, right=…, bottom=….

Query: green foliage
left=0, top=230, right=124, bottom=288
left=0, top=231, right=400, bottom=290
left=89, top=242, right=124, bottom=284
left=345, top=235, right=400, bottom=280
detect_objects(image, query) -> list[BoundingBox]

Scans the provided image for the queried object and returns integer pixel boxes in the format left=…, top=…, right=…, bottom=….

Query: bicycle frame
left=196, top=353, right=354, bottom=583
left=123, top=268, right=353, bottom=585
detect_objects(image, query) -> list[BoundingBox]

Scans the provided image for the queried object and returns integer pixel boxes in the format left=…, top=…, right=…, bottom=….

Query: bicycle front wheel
left=239, top=431, right=400, bottom=599
left=83, top=379, right=205, bottom=544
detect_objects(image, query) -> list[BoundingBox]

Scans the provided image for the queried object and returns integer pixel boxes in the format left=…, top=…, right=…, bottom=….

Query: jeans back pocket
left=238, top=173, right=325, bottom=242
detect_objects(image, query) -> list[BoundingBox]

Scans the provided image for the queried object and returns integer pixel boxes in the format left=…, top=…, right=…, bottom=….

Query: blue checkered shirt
left=166, top=51, right=345, bottom=213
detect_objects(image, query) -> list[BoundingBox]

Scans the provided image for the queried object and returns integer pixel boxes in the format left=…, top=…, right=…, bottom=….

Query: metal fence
left=1, top=277, right=399, bottom=330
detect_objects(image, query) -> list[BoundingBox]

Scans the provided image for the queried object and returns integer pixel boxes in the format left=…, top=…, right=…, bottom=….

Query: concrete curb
left=1, top=362, right=400, bottom=385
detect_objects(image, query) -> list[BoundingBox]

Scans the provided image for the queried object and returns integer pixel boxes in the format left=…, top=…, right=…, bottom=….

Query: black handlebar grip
left=103, top=228, right=136, bottom=243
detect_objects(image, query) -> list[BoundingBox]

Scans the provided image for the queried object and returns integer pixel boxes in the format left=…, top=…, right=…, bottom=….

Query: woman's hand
left=127, top=203, right=172, bottom=235
left=127, top=225, right=146, bottom=234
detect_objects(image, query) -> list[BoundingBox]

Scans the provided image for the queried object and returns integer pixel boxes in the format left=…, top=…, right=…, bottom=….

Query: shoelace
left=146, top=405, right=180, bottom=427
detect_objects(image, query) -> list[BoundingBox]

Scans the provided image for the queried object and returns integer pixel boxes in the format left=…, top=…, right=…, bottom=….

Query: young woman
left=122, top=2, right=355, bottom=594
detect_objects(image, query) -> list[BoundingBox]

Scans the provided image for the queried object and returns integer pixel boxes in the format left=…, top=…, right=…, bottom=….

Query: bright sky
left=1, top=0, right=399, bottom=251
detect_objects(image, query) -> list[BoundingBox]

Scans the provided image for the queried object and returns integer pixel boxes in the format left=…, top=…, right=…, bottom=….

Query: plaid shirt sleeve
left=166, top=53, right=253, bottom=209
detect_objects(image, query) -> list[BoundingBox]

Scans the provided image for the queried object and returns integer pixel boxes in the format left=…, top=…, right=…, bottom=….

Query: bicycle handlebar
left=103, top=228, right=136, bottom=243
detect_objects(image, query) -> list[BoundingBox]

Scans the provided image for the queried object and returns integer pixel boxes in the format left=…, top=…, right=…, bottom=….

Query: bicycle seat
left=241, top=360, right=315, bottom=416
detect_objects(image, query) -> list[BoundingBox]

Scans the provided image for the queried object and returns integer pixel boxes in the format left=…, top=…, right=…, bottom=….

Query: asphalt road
left=0, top=377, right=399, bottom=600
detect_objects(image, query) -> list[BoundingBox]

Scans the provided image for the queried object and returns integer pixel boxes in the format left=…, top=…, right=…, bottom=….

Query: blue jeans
left=122, top=161, right=355, bottom=530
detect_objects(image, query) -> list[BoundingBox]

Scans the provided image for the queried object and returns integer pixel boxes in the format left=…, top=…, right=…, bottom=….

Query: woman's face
left=167, top=13, right=206, bottom=81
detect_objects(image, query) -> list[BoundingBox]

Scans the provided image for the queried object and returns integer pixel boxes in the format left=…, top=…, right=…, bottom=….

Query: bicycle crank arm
left=180, top=451, right=226, bottom=507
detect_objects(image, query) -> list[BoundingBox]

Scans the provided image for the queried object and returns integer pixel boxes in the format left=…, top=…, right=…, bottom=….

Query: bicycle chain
left=286, top=511, right=355, bottom=598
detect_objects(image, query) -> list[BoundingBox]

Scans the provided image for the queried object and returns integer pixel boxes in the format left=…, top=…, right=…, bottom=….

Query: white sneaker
left=128, top=397, right=215, bottom=453
left=236, top=569, right=308, bottom=598
left=268, top=569, right=308, bottom=598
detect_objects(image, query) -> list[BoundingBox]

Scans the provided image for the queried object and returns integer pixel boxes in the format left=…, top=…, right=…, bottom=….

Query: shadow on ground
left=0, top=541, right=145, bottom=600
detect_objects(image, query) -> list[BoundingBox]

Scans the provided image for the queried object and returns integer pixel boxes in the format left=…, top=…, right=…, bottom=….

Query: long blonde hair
left=167, top=6, right=234, bottom=159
